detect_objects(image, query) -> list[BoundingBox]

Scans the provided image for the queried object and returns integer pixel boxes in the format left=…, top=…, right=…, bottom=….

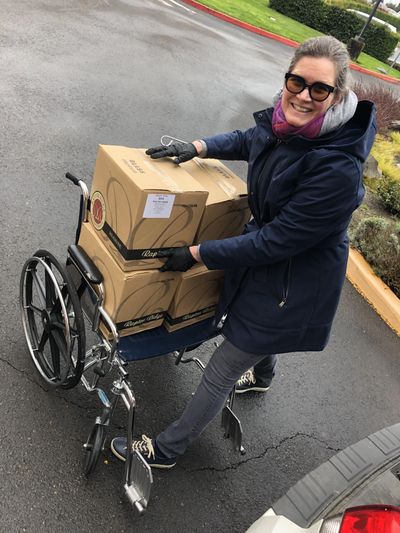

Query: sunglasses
left=284, top=72, right=335, bottom=102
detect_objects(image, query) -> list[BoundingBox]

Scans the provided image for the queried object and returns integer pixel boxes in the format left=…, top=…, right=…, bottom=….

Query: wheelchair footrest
left=221, top=406, right=245, bottom=455
left=124, top=451, right=153, bottom=513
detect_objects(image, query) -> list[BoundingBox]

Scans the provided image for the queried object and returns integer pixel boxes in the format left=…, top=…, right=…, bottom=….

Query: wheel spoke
left=28, top=303, right=44, bottom=316
left=38, top=330, right=49, bottom=353
left=31, top=270, right=46, bottom=308
left=52, top=329, right=69, bottom=364
left=49, top=332, right=61, bottom=379
left=51, top=284, right=68, bottom=316
left=45, top=266, right=56, bottom=308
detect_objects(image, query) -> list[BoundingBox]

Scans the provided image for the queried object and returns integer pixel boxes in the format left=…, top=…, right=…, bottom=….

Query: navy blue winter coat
left=200, top=101, right=377, bottom=355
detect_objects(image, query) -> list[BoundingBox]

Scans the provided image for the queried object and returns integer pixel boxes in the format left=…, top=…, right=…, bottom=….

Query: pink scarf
left=272, top=99, right=325, bottom=139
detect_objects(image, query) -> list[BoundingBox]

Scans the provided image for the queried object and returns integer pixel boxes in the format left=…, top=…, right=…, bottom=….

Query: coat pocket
left=252, top=259, right=292, bottom=307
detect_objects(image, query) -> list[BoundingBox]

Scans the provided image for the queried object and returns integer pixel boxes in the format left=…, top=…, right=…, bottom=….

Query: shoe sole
left=110, top=441, right=176, bottom=469
left=235, top=386, right=270, bottom=394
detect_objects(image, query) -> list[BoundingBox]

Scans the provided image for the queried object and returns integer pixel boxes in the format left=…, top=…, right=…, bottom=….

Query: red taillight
left=339, top=505, right=400, bottom=532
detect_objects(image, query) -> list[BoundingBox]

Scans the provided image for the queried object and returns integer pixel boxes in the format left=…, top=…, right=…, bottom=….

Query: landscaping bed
left=349, top=83, right=400, bottom=300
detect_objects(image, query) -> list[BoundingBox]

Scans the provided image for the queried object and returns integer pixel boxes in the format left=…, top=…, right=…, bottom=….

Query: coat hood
left=255, top=100, right=377, bottom=164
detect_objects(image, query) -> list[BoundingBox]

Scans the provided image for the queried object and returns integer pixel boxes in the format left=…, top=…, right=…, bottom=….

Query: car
left=246, top=422, right=400, bottom=532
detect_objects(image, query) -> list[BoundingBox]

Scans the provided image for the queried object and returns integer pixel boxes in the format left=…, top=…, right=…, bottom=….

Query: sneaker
left=235, top=369, right=270, bottom=394
left=110, top=434, right=176, bottom=469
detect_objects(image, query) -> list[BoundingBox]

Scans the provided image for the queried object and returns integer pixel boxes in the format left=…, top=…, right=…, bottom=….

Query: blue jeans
left=155, top=339, right=277, bottom=459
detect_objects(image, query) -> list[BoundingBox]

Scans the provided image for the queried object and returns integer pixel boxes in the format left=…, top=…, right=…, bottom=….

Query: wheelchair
left=19, top=167, right=244, bottom=513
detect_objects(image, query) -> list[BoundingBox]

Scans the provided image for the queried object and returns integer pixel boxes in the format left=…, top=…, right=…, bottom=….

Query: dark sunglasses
left=284, top=72, right=335, bottom=102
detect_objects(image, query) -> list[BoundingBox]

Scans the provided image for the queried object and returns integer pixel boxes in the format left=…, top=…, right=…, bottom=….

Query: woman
left=111, top=36, right=376, bottom=468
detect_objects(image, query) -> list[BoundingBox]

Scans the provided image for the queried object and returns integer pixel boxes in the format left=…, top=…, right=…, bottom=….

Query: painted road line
left=169, top=0, right=197, bottom=14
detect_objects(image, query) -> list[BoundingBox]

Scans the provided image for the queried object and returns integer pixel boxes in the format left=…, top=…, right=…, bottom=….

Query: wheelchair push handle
left=65, top=172, right=89, bottom=204
left=65, top=172, right=90, bottom=240
left=65, top=172, right=82, bottom=186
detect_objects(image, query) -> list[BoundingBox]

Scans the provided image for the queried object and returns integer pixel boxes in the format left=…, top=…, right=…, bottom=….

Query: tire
left=83, top=423, right=106, bottom=476
left=20, top=249, right=86, bottom=389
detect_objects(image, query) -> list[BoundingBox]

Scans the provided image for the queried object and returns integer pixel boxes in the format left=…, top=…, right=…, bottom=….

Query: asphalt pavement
left=1, top=1, right=399, bottom=532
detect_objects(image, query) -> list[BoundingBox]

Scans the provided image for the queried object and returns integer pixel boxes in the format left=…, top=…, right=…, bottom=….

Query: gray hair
left=288, top=36, right=350, bottom=100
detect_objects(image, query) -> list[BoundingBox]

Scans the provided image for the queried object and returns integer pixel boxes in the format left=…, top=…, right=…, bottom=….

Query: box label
left=116, top=311, right=166, bottom=331
left=165, top=305, right=216, bottom=325
left=143, top=193, right=175, bottom=218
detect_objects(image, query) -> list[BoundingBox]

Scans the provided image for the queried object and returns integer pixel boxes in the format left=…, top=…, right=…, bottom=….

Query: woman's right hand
left=145, top=142, right=200, bottom=164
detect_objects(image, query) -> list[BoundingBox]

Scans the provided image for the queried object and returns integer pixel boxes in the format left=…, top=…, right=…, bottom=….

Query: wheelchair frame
left=19, top=158, right=244, bottom=513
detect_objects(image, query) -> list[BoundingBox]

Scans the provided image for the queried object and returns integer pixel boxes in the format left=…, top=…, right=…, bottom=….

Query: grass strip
left=194, top=0, right=400, bottom=80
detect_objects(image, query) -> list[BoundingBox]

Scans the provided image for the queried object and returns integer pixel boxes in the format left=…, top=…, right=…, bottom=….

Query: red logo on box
left=91, top=191, right=106, bottom=230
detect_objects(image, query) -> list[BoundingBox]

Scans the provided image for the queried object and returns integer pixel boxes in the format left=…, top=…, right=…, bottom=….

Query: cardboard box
left=164, top=265, right=224, bottom=332
left=78, top=222, right=179, bottom=337
left=182, top=158, right=250, bottom=243
left=89, top=145, right=208, bottom=271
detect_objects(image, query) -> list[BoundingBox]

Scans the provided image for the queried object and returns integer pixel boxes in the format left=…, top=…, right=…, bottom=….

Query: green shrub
left=362, top=24, right=399, bottom=62
left=377, top=177, right=400, bottom=217
left=269, top=0, right=325, bottom=28
left=322, top=5, right=361, bottom=42
left=269, top=0, right=397, bottom=61
left=351, top=216, right=400, bottom=297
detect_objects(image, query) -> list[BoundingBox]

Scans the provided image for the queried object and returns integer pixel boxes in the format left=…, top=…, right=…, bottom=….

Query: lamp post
left=347, top=0, right=383, bottom=61
left=389, top=46, right=400, bottom=69
left=357, top=0, right=383, bottom=40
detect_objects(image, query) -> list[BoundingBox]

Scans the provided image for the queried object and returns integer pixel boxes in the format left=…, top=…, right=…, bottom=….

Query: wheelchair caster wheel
left=20, top=250, right=86, bottom=389
left=83, top=423, right=106, bottom=476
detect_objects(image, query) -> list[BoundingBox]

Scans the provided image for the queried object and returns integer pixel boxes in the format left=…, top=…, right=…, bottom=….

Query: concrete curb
left=347, top=249, right=400, bottom=337
left=180, top=0, right=400, bottom=85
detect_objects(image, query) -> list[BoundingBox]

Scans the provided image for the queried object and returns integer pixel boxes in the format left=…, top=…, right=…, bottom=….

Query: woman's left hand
left=159, top=246, right=200, bottom=272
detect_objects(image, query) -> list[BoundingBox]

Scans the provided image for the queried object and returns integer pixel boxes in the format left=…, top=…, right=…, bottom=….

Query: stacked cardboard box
left=78, top=222, right=179, bottom=338
left=182, top=158, right=250, bottom=243
left=164, top=265, right=224, bottom=332
left=88, top=146, right=208, bottom=271
left=78, top=145, right=250, bottom=337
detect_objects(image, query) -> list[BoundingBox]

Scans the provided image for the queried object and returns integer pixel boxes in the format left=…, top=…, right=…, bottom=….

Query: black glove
left=146, top=143, right=198, bottom=164
left=159, top=246, right=197, bottom=272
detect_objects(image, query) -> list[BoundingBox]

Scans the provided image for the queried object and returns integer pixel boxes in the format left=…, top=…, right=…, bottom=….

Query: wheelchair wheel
left=83, top=423, right=106, bottom=476
left=20, top=249, right=86, bottom=389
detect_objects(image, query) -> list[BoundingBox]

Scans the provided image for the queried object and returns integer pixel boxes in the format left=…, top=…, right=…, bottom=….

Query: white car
left=246, top=423, right=400, bottom=532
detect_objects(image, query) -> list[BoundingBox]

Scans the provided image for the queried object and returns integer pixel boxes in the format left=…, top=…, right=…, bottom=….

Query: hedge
left=269, top=0, right=398, bottom=62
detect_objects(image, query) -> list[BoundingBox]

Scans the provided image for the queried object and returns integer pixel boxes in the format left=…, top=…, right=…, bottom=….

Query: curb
left=180, top=0, right=400, bottom=85
left=347, top=249, right=400, bottom=337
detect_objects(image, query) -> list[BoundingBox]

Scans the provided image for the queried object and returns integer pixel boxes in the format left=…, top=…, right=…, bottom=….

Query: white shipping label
left=143, top=193, right=175, bottom=218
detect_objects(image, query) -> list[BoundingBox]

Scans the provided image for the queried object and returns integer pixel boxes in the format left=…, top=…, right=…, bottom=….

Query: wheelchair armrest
left=68, top=245, right=103, bottom=285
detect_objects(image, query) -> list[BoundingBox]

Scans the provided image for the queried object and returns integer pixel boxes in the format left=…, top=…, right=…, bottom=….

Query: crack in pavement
left=0, top=357, right=342, bottom=474
left=0, top=355, right=97, bottom=415
left=184, top=433, right=342, bottom=473
left=0, top=355, right=49, bottom=392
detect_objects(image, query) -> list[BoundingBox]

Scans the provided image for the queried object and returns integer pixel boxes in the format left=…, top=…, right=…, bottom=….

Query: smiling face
left=281, top=56, right=338, bottom=127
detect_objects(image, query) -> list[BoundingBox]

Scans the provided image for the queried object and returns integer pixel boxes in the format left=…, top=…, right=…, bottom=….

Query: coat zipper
left=251, top=138, right=283, bottom=225
left=215, top=267, right=250, bottom=331
left=279, top=257, right=292, bottom=308
left=219, top=138, right=288, bottom=327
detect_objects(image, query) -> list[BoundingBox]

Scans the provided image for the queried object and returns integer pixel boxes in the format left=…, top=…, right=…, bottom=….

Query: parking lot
left=1, top=1, right=400, bottom=531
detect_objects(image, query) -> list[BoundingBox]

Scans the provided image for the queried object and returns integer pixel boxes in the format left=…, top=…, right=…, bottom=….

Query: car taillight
left=322, top=505, right=400, bottom=533
left=338, top=505, right=400, bottom=532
